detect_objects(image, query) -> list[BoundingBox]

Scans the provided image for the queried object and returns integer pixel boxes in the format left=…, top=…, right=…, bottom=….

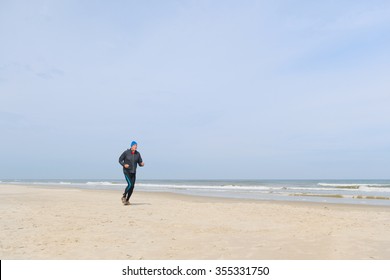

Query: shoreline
left=6, top=183, right=390, bottom=211
left=2, top=179, right=390, bottom=207
left=1, top=184, right=390, bottom=259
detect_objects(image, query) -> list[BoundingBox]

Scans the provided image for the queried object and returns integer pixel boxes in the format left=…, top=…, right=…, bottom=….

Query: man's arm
left=119, top=151, right=126, bottom=166
left=119, top=152, right=130, bottom=168
left=138, top=154, right=144, bottom=167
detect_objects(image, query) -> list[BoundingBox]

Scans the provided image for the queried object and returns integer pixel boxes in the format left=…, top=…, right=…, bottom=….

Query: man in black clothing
left=119, top=141, right=144, bottom=205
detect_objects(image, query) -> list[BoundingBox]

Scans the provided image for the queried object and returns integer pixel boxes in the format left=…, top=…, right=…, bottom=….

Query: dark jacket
left=119, top=149, right=143, bottom=174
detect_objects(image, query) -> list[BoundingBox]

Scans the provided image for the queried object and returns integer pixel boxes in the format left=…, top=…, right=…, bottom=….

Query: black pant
left=123, top=172, right=136, bottom=201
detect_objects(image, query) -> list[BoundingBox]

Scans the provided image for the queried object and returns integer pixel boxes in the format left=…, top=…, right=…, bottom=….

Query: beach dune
left=0, top=184, right=389, bottom=259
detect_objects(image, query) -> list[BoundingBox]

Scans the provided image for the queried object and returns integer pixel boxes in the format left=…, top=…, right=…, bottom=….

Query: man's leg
left=126, top=173, right=136, bottom=202
left=123, top=173, right=132, bottom=202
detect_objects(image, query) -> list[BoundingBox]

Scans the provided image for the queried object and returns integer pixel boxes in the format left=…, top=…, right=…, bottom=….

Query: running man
left=118, top=141, right=144, bottom=205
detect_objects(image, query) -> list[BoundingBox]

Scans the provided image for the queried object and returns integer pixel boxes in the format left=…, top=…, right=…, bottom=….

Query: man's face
left=131, top=144, right=137, bottom=151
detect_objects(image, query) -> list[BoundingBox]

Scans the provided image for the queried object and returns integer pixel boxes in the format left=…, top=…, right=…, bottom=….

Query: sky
left=1, top=0, right=390, bottom=180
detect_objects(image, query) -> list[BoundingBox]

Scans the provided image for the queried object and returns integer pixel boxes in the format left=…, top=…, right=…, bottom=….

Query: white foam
left=318, top=183, right=390, bottom=189
left=318, top=183, right=362, bottom=187
left=289, top=187, right=338, bottom=192
left=137, top=183, right=276, bottom=191
left=86, top=181, right=120, bottom=186
left=359, top=186, right=390, bottom=193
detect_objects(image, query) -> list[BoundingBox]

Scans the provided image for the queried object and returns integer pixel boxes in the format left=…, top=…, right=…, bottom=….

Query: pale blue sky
left=1, top=0, right=390, bottom=179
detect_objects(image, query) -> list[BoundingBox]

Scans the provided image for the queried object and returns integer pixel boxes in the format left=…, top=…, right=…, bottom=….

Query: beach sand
left=1, top=184, right=389, bottom=260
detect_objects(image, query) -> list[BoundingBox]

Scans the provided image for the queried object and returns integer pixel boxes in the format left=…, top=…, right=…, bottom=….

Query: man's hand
left=140, top=162, right=145, bottom=167
left=124, top=164, right=130, bottom=168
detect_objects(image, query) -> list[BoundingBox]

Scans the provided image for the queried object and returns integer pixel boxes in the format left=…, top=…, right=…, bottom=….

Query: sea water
left=2, top=179, right=390, bottom=206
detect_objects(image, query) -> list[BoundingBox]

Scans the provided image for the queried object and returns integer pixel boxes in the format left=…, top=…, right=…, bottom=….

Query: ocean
left=1, top=179, right=390, bottom=206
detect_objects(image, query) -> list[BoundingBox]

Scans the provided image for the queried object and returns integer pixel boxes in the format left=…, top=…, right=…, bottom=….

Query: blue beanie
left=131, top=141, right=137, bottom=147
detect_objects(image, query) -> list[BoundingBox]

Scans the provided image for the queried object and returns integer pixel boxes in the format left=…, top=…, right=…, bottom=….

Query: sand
left=0, top=184, right=389, bottom=260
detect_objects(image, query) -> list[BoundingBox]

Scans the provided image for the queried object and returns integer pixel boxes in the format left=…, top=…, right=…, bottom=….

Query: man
left=118, top=141, right=144, bottom=205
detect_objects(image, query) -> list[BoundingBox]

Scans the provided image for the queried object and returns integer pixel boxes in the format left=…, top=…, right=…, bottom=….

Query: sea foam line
left=318, top=183, right=390, bottom=188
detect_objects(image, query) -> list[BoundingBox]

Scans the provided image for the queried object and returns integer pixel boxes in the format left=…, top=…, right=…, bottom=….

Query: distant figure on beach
left=118, top=141, right=144, bottom=205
